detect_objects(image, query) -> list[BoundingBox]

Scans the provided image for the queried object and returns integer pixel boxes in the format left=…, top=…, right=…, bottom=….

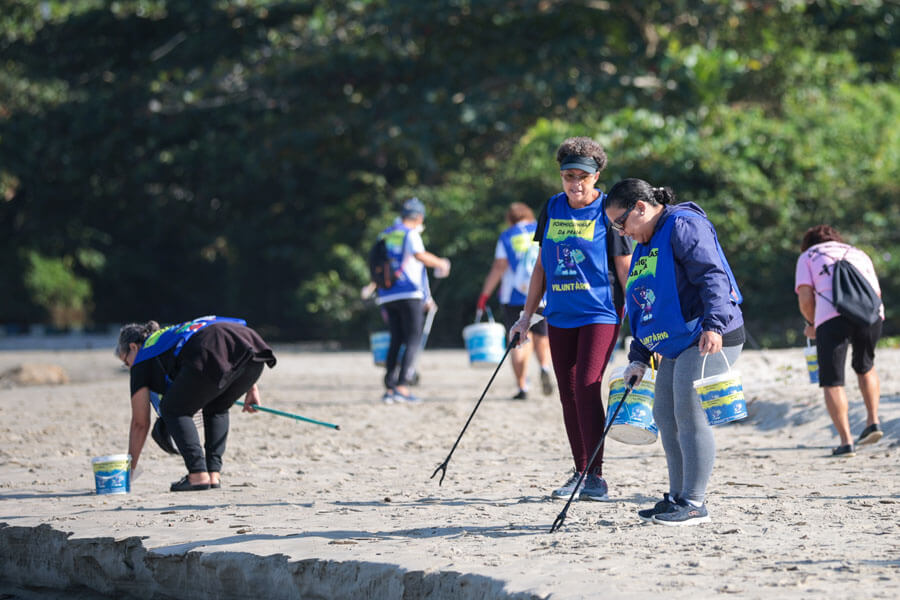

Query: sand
left=0, top=338, right=898, bottom=599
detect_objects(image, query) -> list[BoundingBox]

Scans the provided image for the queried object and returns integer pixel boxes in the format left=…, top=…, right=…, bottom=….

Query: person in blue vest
left=115, top=316, right=276, bottom=491
left=509, top=137, right=633, bottom=502
left=605, top=178, right=745, bottom=526
left=376, top=197, right=451, bottom=404
left=477, top=202, right=554, bottom=400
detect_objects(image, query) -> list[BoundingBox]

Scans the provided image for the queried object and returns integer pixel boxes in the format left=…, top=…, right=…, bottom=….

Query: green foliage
left=0, top=0, right=897, bottom=346
left=22, top=251, right=93, bottom=328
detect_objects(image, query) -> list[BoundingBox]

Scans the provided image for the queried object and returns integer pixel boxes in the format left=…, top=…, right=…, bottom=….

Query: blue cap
left=559, top=155, right=600, bottom=174
left=401, top=197, right=426, bottom=218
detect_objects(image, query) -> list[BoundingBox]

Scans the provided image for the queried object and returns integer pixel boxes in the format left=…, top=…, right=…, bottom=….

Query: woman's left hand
left=698, top=330, right=723, bottom=355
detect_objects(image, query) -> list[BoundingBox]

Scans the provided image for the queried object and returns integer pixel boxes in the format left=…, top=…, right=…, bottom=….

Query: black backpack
left=819, top=247, right=882, bottom=327
left=368, top=237, right=397, bottom=290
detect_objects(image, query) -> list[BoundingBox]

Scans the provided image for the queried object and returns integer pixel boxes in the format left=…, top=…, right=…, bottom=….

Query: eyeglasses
left=561, top=172, right=594, bottom=184
left=610, top=206, right=634, bottom=231
left=120, top=346, right=135, bottom=367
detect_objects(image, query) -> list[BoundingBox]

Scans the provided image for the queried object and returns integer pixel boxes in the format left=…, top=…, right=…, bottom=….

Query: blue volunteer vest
left=626, top=210, right=741, bottom=358
left=375, top=224, right=418, bottom=300
left=539, top=192, right=619, bottom=328
left=500, top=221, right=538, bottom=305
left=133, top=315, right=246, bottom=366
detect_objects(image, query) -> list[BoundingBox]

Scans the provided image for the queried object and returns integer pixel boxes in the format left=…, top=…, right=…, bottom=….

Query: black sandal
left=170, top=475, right=211, bottom=492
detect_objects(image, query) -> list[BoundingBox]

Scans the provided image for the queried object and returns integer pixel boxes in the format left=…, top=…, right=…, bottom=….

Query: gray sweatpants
left=653, top=344, right=743, bottom=505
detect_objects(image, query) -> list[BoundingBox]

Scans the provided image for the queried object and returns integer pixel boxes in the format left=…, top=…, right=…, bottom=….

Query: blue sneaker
left=652, top=499, right=710, bottom=526
left=551, top=471, right=583, bottom=498
left=638, top=493, right=678, bottom=522
left=579, top=473, right=610, bottom=501
left=394, top=391, right=423, bottom=404
left=381, top=390, right=396, bottom=404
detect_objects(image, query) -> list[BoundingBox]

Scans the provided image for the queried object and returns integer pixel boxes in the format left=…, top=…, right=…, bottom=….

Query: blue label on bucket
left=463, top=324, right=506, bottom=365
left=606, top=378, right=658, bottom=444
left=696, top=379, right=747, bottom=426
left=806, top=354, right=819, bottom=384
left=94, top=466, right=130, bottom=495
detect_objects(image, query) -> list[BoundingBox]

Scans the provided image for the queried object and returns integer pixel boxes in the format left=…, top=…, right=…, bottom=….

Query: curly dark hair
left=801, top=225, right=844, bottom=251
left=555, top=137, right=608, bottom=172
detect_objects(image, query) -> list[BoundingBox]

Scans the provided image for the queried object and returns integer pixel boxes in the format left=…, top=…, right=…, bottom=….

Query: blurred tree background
left=1, top=0, right=897, bottom=347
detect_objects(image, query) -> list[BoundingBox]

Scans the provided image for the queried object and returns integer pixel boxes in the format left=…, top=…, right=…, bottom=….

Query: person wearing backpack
left=476, top=202, right=554, bottom=400
left=374, top=197, right=451, bottom=404
left=794, top=225, right=884, bottom=457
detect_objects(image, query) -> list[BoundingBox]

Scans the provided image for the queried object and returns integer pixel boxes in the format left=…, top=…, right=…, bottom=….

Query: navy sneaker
left=856, top=423, right=882, bottom=446
left=579, top=473, right=610, bottom=501
left=832, top=444, right=856, bottom=457
left=638, top=493, right=678, bottom=522
left=511, top=389, right=528, bottom=401
left=652, top=499, right=710, bottom=526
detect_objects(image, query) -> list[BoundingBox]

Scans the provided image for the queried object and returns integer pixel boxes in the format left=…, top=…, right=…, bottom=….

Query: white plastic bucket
left=92, top=454, right=131, bottom=495
left=606, top=366, right=658, bottom=444
left=693, top=353, right=747, bottom=426
left=804, top=340, right=819, bottom=384
left=462, top=309, right=506, bottom=367
left=370, top=331, right=390, bottom=366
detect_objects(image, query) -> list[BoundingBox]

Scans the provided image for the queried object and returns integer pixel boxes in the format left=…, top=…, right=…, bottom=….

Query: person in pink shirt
left=794, top=224, right=884, bottom=457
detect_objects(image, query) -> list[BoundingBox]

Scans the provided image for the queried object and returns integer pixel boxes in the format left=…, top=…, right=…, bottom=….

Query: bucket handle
left=806, top=337, right=812, bottom=349
left=699, top=350, right=732, bottom=380
left=474, top=306, right=495, bottom=324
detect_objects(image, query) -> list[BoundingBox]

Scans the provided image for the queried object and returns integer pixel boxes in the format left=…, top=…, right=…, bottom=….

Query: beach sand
left=0, top=341, right=898, bottom=599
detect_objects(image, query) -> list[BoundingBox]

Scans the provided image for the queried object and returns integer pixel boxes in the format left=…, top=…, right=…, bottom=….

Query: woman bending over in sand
left=605, top=179, right=745, bottom=526
left=115, top=316, right=276, bottom=491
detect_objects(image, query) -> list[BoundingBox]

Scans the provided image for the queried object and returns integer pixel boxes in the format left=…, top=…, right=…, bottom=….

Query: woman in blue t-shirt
left=605, top=178, right=745, bottom=526
left=509, top=137, right=632, bottom=502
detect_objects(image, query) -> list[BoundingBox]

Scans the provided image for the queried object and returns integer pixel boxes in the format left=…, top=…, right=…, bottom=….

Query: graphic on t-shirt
left=547, top=218, right=595, bottom=243
left=510, top=232, right=533, bottom=255
left=632, top=286, right=656, bottom=323
left=512, top=241, right=540, bottom=295
left=627, top=248, right=658, bottom=289
left=384, top=230, right=409, bottom=283
left=554, top=244, right=585, bottom=277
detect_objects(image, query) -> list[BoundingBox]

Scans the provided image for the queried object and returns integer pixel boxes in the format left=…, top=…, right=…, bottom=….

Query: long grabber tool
left=431, top=313, right=544, bottom=485
left=236, top=401, right=340, bottom=430
left=549, top=374, right=638, bottom=533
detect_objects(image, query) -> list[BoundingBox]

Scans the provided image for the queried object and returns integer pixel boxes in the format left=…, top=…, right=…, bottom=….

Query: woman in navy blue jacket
left=604, top=179, right=745, bottom=526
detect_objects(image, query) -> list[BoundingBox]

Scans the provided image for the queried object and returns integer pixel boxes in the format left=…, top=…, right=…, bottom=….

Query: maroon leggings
left=548, top=322, right=620, bottom=476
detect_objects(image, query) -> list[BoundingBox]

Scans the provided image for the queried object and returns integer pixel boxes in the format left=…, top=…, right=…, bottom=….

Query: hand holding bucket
left=692, top=351, right=747, bottom=426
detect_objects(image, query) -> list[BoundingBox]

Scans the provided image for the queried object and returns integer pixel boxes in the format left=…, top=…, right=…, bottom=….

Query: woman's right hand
left=508, top=312, right=532, bottom=347
left=623, top=361, right=648, bottom=388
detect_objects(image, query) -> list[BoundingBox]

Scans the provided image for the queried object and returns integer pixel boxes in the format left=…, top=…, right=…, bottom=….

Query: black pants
left=160, top=362, right=265, bottom=473
left=383, top=298, right=424, bottom=389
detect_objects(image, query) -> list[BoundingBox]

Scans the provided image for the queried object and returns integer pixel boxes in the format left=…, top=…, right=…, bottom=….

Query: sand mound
left=0, top=363, right=70, bottom=387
